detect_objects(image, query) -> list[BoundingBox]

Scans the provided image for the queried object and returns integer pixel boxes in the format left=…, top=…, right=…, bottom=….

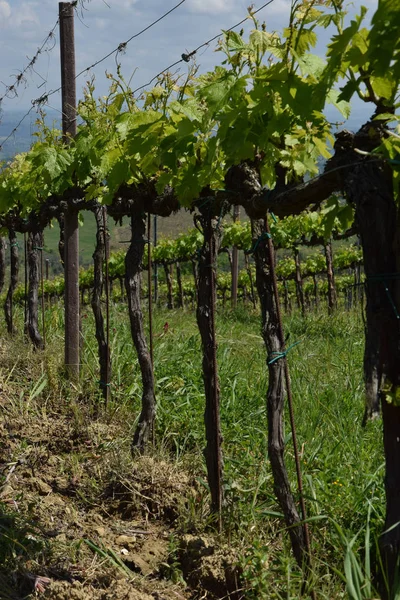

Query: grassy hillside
left=9, top=210, right=195, bottom=276
left=0, top=301, right=384, bottom=599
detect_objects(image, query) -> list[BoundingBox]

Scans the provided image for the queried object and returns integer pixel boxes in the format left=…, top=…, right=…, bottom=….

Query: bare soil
left=0, top=389, right=242, bottom=599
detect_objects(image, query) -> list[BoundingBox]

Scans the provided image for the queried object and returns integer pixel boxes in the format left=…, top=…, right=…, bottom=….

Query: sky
left=0, top=0, right=379, bottom=146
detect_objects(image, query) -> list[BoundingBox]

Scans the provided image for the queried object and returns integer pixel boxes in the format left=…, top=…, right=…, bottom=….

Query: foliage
left=0, top=0, right=397, bottom=224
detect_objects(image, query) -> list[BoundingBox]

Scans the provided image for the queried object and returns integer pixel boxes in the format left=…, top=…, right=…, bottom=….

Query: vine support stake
left=231, top=204, right=240, bottom=308
left=24, top=232, right=28, bottom=333
left=196, top=209, right=223, bottom=531
left=264, top=215, right=315, bottom=598
left=60, top=1, right=79, bottom=379
left=153, top=215, right=158, bottom=304
left=0, top=237, right=5, bottom=298
left=40, top=246, right=46, bottom=349
left=102, top=206, right=111, bottom=407
left=147, top=213, right=154, bottom=367
left=147, top=213, right=155, bottom=446
left=209, top=215, right=222, bottom=531
left=5, top=229, right=18, bottom=336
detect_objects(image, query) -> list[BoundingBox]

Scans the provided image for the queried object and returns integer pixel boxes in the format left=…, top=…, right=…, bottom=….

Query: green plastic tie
left=197, top=197, right=213, bottom=211
left=245, top=232, right=271, bottom=255
left=388, top=155, right=400, bottom=166
left=268, top=340, right=301, bottom=365
left=33, top=246, right=44, bottom=251
left=98, top=381, right=111, bottom=387
left=216, top=199, right=229, bottom=229
left=269, top=211, right=278, bottom=224
left=10, top=242, right=19, bottom=248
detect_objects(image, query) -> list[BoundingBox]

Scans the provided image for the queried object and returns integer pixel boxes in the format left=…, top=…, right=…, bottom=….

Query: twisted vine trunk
left=312, top=274, right=319, bottom=308
left=176, top=262, right=184, bottom=308
left=252, top=219, right=306, bottom=567
left=342, top=123, right=400, bottom=595
left=294, top=248, right=305, bottom=317
left=283, top=280, right=290, bottom=313
left=27, top=230, right=44, bottom=350
left=57, top=213, right=65, bottom=268
left=324, top=241, right=337, bottom=314
left=164, top=263, right=174, bottom=309
left=4, top=230, right=19, bottom=335
left=191, top=259, right=198, bottom=294
left=196, top=211, right=223, bottom=522
left=0, top=237, right=5, bottom=295
left=92, top=206, right=111, bottom=401
left=125, top=213, right=155, bottom=453
left=362, top=318, right=381, bottom=425
left=244, top=254, right=257, bottom=309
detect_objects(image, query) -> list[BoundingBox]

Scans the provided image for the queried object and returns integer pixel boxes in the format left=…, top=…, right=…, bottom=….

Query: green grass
left=0, top=300, right=386, bottom=598
left=76, top=302, right=384, bottom=595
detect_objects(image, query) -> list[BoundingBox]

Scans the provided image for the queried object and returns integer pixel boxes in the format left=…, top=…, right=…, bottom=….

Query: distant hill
left=0, top=110, right=33, bottom=161
left=0, top=109, right=62, bottom=162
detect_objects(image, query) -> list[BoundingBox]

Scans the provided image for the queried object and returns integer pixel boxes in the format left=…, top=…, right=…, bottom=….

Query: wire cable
left=75, top=0, right=187, bottom=79
left=131, top=0, right=276, bottom=95
left=31, top=0, right=188, bottom=105
left=0, top=21, right=59, bottom=107
left=0, top=106, right=36, bottom=153
left=0, top=3, right=83, bottom=110
left=0, top=1, right=186, bottom=151
left=1, top=0, right=275, bottom=151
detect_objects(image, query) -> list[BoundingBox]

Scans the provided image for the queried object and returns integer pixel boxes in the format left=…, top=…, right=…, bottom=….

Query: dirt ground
left=0, top=394, right=242, bottom=600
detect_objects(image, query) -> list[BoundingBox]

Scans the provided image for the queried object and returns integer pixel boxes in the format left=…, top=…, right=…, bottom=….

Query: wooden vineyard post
left=59, top=2, right=79, bottom=378
left=153, top=215, right=158, bottom=304
left=40, top=245, right=46, bottom=348
left=147, top=213, right=154, bottom=368
left=24, top=233, right=28, bottom=333
left=294, top=248, right=305, bottom=316
left=231, top=204, right=240, bottom=308
left=0, top=237, right=5, bottom=296
left=147, top=213, right=155, bottom=446
left=324, top=240, right=337, bottom=314
left=103, top=207, right=111, bottom=406
left=5, top=230, right=19, bottom=335
left=196, top=206, right=223, bottom=530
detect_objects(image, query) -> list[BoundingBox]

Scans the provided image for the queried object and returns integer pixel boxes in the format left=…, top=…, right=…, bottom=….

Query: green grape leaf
left=327, top=90, right=351, bottom=118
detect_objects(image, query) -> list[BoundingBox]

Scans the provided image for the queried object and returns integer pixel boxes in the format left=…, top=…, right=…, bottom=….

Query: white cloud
left=12, top=2, right=40, bottom=27
left=115, top=0, right=138, bottom=7
left=89, top=0, right=138, bottom=10
left=0, top=1, right=11, bottom=22
left=94, top=17, right=108, bottom=30
left=187, top=0, right=237, bottom=14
